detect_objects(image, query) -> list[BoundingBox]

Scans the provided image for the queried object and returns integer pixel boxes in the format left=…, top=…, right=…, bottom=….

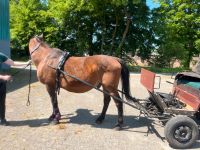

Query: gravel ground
left=0, top=69, right=199, bottom=150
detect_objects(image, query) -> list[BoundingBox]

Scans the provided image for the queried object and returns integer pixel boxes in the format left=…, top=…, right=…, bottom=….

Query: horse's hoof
left=55, top=114, right=61, bottom=120
left=49, top=119, right=59, bottom=125
left=114, top=124, right=122, bottom=131
left=48, top=114, right=55, bottom=121
left=95, top=120, right=102, bottom=124
left=95, top=117, right=104, bottom=124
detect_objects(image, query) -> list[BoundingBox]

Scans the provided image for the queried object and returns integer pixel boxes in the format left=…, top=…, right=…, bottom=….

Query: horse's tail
left=118, top=60, right=137, bottom=102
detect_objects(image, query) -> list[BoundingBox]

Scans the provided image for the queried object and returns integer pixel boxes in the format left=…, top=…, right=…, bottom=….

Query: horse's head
left=29, top=34, right=44, bottom=56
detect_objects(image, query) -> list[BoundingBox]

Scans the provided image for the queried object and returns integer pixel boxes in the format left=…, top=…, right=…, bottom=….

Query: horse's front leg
left=46, top=85, right=61, bottom=124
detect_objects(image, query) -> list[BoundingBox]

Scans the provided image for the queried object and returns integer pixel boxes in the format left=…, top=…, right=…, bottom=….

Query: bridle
left=30, top=36, right=42, bottom=56
left=30, top=42, right=41, bottom=56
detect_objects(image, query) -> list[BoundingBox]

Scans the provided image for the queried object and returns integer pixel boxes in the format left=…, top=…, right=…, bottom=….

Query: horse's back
left=66, top=55, right=121, bottom=72
left=85, top=55, right=121, bottom=70
left=85, top=55, right=122, bottom=89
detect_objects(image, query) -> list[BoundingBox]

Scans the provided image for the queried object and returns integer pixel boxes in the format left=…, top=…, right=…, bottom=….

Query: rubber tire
left=164, top=115, right=199, bottom=149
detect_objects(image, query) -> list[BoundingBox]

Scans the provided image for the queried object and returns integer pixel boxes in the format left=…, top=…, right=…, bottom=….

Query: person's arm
left=3, top=59, right=31, bottom=67
left=0, top=75, right=11, bottom=81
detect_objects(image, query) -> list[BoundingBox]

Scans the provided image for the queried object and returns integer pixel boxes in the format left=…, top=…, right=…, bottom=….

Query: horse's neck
left=32, top=47, right=52, bottom=67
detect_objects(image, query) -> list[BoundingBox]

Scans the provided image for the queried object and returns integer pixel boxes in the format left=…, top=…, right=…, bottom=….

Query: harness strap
left=56, top=52, right=71, bottom=95
left=30, top=43, right=41, bottom=56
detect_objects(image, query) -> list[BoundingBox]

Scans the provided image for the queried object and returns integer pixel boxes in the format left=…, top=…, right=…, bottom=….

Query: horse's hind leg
left=96, top=92, right=111, bottom=124
left=46, top=85, right=61, bottom=124
left=112, top=92, right=123, bottom=130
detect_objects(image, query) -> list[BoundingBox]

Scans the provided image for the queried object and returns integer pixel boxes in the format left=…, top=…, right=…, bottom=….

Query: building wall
left=0, top=0, right=10, bottom=69
left=0, top=0, right=10, bottom=56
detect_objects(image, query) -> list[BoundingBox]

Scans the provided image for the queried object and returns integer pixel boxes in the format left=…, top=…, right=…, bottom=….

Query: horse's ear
left=35, top=34, right=44, bottom=42
left=37, top=33, right=44, bottom=41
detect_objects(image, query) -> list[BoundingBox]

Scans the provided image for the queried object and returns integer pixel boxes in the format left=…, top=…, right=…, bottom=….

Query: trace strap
left=26, top=62, right=32, bottom=106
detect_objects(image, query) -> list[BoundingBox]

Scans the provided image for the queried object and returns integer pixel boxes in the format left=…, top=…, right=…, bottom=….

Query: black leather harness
left=56, top=52, right=71, bottom=94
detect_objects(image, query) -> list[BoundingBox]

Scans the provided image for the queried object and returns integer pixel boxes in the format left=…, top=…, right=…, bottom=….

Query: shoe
left=0, top=119, right=9, bottom=126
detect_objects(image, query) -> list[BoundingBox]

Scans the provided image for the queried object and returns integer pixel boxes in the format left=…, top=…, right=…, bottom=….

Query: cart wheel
left=164, top=115, right=199, bottom=149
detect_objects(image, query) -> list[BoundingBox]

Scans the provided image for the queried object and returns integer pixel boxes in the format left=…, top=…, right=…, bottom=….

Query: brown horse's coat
left=29, top=35, right=134, bottom=129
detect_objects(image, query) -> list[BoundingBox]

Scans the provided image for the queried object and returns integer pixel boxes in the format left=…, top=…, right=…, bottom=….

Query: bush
left=128, top=65, right=188, bottom=73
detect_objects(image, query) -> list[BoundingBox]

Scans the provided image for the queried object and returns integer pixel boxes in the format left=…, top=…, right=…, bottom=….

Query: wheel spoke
left=179, top=126, right=184, bottom=131
left=185, top=126, right=192, bottom=140
left=175, top=129, right=180, bottom=135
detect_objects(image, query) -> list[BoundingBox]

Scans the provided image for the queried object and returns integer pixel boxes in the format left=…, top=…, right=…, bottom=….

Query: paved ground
left=0, top=68, right=200, bottom=150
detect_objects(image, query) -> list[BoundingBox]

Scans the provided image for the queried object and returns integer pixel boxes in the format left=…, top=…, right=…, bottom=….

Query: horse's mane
left=53, top=48, right=63, bottom=53
left=40, top=41, right=50, bottom=48
left=33, top=36, right=65, bottom=55
left=40, top=41, right=63, bottom=53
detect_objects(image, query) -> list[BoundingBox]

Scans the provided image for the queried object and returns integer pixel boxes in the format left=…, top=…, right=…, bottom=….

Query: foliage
left=153, top=40, right=186, bottom=67
left=152, top=0, right=200, bottom=68
left=10, top=0, right=155, bottom=59
left=10, top=0, right=49, bottom=50
left=128, top=65, right=188, bottom=73
left=10, top=0, right=200, bottom=69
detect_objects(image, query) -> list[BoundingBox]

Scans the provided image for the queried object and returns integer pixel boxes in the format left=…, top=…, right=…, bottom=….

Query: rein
left=11, top=61, right=32, bottom=106
left=27, top=62, right=32, bottom=106
left=26, top=42, right=41, bottom=105
left=11, top=62, right=31, bottom=76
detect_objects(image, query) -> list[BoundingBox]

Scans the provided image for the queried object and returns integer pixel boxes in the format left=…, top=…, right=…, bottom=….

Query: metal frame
left=140, top=68, right=198, bottom=117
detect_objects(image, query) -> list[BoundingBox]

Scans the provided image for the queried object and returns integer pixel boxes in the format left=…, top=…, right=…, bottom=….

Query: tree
left=10, top=0, right=47, bottom=50
left=10, top=0, right=155, bottom=61
left=154, top=0, right=200, bottom=68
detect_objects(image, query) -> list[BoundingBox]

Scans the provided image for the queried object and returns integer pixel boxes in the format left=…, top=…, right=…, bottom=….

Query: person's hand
left=27, top=60, right=32, bottom=65
left=2, top=75, right=12, bottom=81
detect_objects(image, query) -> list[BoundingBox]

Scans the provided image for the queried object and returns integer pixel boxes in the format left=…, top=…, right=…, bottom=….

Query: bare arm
left=0, top=75, right=11, bottom=81
left=4, top=59, right=31, bottom=67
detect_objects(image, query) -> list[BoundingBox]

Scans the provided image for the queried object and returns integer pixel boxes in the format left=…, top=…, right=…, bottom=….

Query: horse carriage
left=29, top=35, right=200, bottom=149
left=140, top=68, right=200, bottom=149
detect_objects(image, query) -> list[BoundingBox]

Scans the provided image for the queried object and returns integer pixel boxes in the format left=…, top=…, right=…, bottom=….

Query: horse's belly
left=62, top=84, right=94, bottom=93
left=60, top=65, right=101, bottom=93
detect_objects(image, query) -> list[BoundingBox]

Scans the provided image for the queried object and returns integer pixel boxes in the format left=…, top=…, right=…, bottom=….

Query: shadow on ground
left=8, top=108, right=162, bottom=139
left=8, top=118, right=49, bottom=127
left=8, top=109, right=155, bottom=129
left=6, top=68, right=38, bottom=93
left=66, top=108, right=164, bottom=141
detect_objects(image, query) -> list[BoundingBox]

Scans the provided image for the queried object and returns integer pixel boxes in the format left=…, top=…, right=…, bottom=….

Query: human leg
left=0, top=80, right=9, bottom=125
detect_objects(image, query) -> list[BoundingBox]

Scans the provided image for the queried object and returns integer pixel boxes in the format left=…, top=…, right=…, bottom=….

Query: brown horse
left=29, top=35, right=136, bottom=129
